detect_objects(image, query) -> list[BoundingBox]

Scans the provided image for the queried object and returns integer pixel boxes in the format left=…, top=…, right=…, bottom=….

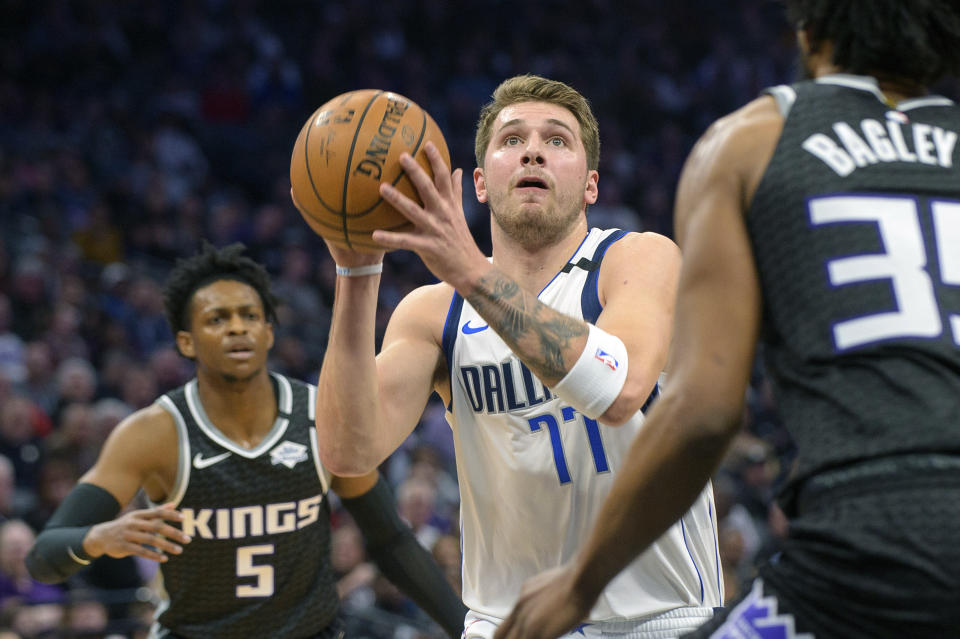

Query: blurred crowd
left=1, top=1, right=957, bottom=637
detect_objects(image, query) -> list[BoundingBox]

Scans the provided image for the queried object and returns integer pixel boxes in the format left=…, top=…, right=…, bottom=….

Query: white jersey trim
left=816, top=74, right=887, bottom=103
left=184, top=376, right=291, bottom=458
left=305, top=382, right=331, bottom=490
left=307, top=382, right=316, bottom=422
left=767, top=85, right=797, bottom=117
left=308, top=426, right=331, bottom=494
left=899, top=96, right=956, bottom=111
left=815, top=73, right=954, bottom=111
left=155, top=395, right=191, bottom=508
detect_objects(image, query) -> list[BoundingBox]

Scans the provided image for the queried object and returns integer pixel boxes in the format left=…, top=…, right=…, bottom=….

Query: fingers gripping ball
left=290, top=89, right=450, bottom=252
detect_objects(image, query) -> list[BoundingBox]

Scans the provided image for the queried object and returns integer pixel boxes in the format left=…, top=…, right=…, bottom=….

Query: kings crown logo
left=270, top=440, right=309, bottom=469
left=712, top=580, right=814, bottom=639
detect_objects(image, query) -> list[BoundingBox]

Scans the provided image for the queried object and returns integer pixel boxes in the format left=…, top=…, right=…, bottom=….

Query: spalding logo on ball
left=290, top=89, right=450, bottom=252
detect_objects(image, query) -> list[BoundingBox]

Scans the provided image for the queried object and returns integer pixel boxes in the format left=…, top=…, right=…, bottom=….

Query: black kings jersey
left=150, top=373, right=337, bottom=638
left=748, top=74, right=960, bottom=502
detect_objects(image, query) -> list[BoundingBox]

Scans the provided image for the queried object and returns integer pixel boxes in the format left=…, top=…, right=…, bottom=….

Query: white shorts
left=463, top=606, right=716, bottom=639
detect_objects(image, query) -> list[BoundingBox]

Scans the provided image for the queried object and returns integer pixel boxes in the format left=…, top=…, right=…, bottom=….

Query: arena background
left=0, top=1, right=956, bottom=637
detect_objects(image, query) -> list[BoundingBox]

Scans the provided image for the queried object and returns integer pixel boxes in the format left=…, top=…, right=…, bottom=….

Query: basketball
left=290, top=89, right=450, bottom=252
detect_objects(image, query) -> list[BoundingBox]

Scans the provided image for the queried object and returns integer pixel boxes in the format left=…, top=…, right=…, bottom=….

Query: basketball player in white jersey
left=309, top=75, right=723, bottom=638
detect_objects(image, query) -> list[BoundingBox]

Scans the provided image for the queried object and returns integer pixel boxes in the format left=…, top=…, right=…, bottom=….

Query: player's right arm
left=315, top=253, right=450, bottom=476
left=26, top=405, right=191, bottom=583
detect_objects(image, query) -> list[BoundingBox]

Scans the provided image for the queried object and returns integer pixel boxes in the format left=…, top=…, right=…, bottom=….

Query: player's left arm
left=592, top=231, right=680, bottom=423
left=333, top=471, right=467, bottom=639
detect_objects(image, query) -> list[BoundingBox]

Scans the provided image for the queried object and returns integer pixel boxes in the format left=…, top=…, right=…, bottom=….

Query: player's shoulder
left=701, top=94, right=784, bottom=161
left=607, top=230, right=678, bottom=254
left=679, top=94, right=785, bottom=203
left=603, top=230, right=680, bottom=270
left=395, top=281, right=456, bottom=316
left=98, top=401, right=179, bottom=469
left=113, top=402, right=178, bottom=441
left=386, top=281, right=456, bottom=342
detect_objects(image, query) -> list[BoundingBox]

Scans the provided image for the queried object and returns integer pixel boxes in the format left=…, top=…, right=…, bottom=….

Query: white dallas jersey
left=442, top=228, right=723, bottom=621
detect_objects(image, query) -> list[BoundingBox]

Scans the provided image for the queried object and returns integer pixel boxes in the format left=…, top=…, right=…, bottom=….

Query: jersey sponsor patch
left=710, top=579, right=814, bottom=639
left=270, top=440, right=308, bottom=469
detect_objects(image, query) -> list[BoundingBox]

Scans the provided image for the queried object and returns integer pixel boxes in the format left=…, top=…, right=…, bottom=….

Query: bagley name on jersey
left=803, top=117, right=957, bottom=176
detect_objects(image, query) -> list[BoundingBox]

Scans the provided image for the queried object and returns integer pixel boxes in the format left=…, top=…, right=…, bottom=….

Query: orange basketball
left=290, top=89, right=450, bottom=252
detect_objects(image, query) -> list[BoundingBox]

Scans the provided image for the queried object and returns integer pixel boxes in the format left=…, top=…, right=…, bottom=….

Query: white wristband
left=551, top=324, right=628, bottom=419
left=335, top=263, right=383, bottom=277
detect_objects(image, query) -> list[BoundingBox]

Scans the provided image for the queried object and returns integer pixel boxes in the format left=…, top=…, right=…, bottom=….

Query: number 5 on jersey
left=236, top=544, right=274, bottom=597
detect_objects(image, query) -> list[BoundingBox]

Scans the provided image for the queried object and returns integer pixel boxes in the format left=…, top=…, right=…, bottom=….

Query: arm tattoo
left=467, top=268, right=587, bottom=383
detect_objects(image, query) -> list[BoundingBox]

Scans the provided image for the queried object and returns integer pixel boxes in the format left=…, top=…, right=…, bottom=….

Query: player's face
left=474, top=101, right=599, bottom=248
left=177, top=279, right=274, bottom=383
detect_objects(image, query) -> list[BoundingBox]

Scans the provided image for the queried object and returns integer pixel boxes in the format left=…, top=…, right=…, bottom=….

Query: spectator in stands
left=0, top=520, right=64, bottom=609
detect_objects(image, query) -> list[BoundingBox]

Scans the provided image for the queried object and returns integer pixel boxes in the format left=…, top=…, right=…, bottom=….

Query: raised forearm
left=315, top=274, right=387, bottom=475
left=465, top=267, right=587, bottom=386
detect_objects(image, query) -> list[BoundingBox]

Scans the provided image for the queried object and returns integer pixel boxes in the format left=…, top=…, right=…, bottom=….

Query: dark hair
left=162, top=242, right=279, bottom=334
left=786, top=0, right=960, bottom=86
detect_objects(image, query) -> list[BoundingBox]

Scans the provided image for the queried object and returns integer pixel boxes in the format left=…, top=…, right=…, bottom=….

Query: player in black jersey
left=496, top=2, right=960, bottom=638
left=24, top=243, right=467, bottom=638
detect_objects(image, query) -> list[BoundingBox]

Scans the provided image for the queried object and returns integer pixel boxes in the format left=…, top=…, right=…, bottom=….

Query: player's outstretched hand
left=83, top=504, right=191, bottom=563
left=494, top=565, right=592, bottom=639
left=374, top=142, right=490, bottom=291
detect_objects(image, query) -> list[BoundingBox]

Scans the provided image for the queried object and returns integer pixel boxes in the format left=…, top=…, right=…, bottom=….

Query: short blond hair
left=474, top=75, right=600, bottom=170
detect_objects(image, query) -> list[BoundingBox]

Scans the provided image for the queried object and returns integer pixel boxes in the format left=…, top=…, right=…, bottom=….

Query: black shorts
left=685, top=457, right=960, bottom=638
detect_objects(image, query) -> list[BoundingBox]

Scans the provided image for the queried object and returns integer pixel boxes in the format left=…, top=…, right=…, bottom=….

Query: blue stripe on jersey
left=441, top=291, right=464, bottom=412
left=537, top=231, right=591, bottom=297
left=580, top=229, right=628, bottom=323
left=680, top=515, right=706, bottom=604
left=641, top=384, right=660, bottom=414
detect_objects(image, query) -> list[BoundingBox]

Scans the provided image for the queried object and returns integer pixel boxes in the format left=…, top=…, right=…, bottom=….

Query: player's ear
left=584, top=170, right=599, bottom=205
left=266, top=322, right=275, bottom=351
left=176, top=330, right=195, bottom=359
left=474, top=167, right=487, bottom=203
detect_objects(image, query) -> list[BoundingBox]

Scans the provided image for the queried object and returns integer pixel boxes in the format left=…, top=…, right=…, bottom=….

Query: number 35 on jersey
left=809, top=194, right=960, bottom=351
